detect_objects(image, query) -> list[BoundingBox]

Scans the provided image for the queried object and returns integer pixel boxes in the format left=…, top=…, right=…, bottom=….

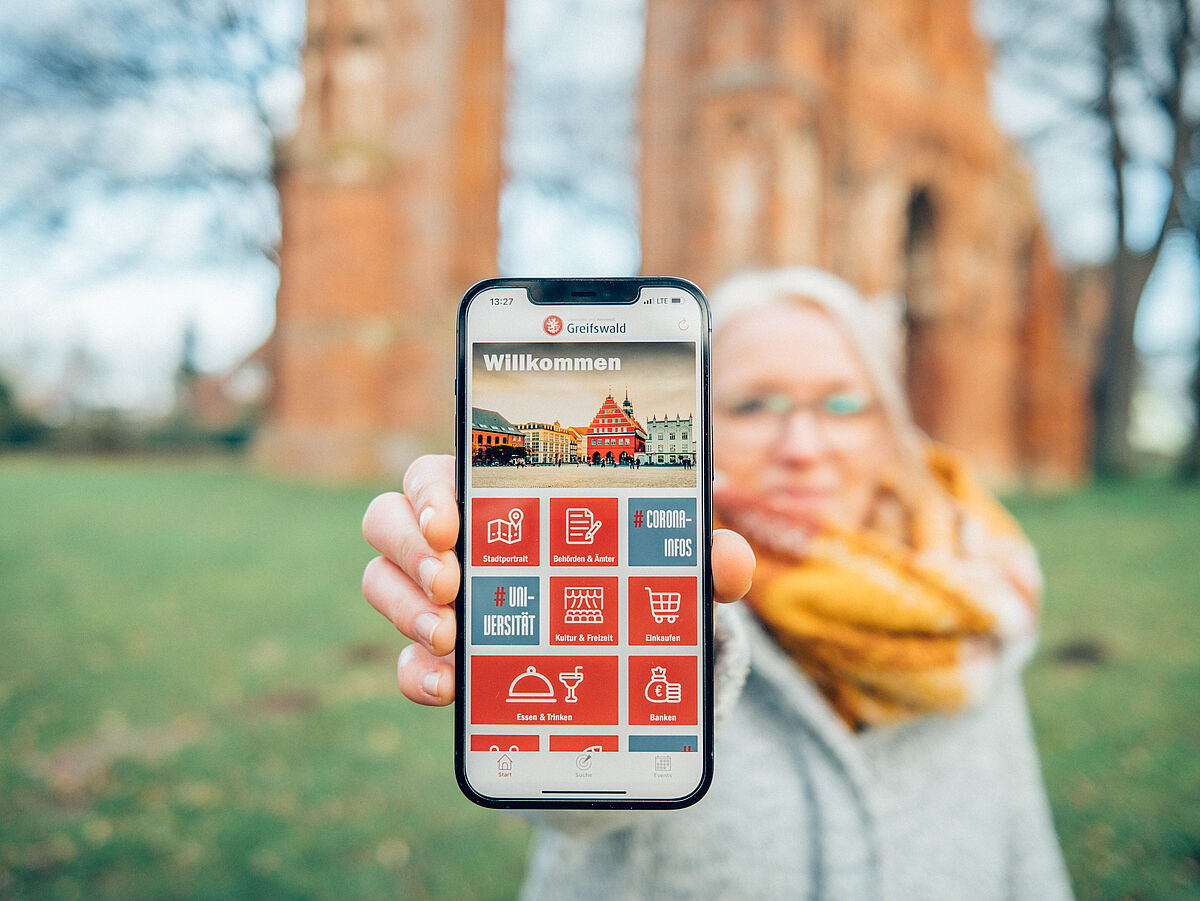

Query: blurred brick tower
left=265, top=0, right=1100, bottom=485
left=256, top=0, right=505, bottom=479
left=641, top=0, right=1103, bottom=485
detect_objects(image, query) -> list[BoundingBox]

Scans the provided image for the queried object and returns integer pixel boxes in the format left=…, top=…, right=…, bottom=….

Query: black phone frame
left=453, top=277, right=715, bottom=810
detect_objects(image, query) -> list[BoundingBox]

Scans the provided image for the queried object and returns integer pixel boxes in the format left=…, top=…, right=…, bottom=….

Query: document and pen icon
left=565, top=508, right=602, bottom=544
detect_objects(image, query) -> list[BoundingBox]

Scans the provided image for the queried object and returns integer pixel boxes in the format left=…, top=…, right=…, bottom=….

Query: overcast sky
left=0, top=0, right=1194, bottom=448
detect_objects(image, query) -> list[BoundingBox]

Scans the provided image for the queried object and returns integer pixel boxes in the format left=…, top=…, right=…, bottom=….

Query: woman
left=361, top=268, right=1074, bottom=899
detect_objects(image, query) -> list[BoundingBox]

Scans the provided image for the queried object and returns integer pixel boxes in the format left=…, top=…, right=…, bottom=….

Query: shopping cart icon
left=645, top=586, right=681, bottom=624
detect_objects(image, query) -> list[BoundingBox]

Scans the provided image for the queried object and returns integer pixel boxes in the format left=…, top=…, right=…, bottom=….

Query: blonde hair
left=708, top=267, right=923, bottom=463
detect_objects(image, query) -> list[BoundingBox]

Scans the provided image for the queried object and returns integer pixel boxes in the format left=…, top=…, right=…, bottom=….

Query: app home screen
left=462, top=291, right=707, bottom=802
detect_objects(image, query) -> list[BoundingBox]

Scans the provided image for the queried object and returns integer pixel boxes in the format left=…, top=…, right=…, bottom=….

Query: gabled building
left=642, top=414, right=695, bottom=465
left=586, top=391, right=647, bottom=464
left=566, top=425, right=588, bottom=462
left=472, top=407, right=525, bottom=464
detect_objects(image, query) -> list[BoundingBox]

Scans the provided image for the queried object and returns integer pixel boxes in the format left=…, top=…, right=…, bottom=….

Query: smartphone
left=454, top=277, right=713, bottom=809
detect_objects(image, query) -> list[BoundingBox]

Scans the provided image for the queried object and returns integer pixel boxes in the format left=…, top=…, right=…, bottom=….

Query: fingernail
left=418, top=506, right=435, bottom=533
left=417, top=556, right=443, bottom=596
left=421, top=671, right=441, bottom=698
left=398, top=643, right=415, bottom=668
left=416, top=612, right=441, bottom=646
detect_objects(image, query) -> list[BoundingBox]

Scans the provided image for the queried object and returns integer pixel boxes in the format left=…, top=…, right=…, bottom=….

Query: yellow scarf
left=728, top=446, right=1041, bottom=730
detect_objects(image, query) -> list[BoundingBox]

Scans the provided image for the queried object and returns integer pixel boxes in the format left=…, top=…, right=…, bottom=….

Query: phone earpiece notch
left=528, top=279, right=642, bottom=305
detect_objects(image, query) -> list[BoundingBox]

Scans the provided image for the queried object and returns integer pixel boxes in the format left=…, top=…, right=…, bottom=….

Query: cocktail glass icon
left=565, top=508, right=602, bottom=544
left=558, top=665, right=584, bottom=703
left=487, top=508, right=523, bottom=545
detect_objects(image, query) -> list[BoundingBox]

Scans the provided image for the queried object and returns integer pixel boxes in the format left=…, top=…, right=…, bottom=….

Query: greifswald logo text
left=566, top=321, right=627, bottom=335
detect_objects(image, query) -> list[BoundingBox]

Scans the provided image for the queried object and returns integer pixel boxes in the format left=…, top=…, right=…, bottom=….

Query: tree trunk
left=1092, top=0, right=1136, bottom=476
left=1178, top=329, right=1200, bottom=480
left=1092, top=265, right=1135, bottom=474
left=1092, top=248, right=1160, bottom=475
left=1090, top=0, right=1186, bottom=476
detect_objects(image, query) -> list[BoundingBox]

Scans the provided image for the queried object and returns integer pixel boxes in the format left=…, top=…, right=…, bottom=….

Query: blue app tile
left=471, top=576, right=540, bottom=645
left=629, top=734, right=698, bottom=752
left=628, top=497, right=697, bottom=566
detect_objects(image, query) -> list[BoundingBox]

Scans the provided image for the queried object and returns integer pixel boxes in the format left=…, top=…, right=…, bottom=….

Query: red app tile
left=628, top=656, right=697, bottom=726
left=470, top=734, right=540, bottom=752
left=549, top=734, right=619, bottom=752
left=550, top=577, right=618, bottom=645
left=628, top=576, right=698, bottom=646
left=472, top=498, right=539, bottom=567
left=470, top=655, right=619, bottom=726
left=549, top=498, right=618, bottom=566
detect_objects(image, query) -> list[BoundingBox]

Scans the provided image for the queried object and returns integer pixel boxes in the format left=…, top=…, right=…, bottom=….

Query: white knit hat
left=708, top=267, right=923, bottom=462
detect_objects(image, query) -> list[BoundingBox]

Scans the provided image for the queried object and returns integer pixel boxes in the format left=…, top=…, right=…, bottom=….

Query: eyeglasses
left=714, top=390, right=882, bottom=451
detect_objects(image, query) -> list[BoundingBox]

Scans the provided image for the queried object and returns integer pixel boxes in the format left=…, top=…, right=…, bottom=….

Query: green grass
left=0, top=457, right=528, bottom=901
left=0, top=457, right=1196, bottom=899
left=1009, top=481, right=1200, bottom=900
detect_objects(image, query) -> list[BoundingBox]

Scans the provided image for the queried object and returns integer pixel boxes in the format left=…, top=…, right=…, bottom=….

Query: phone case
left=454, top=278, right=714, bottom=809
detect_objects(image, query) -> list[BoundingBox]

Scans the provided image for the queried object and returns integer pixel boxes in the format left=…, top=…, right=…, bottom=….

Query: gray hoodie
left=518, top=604, right=1074, bottom=901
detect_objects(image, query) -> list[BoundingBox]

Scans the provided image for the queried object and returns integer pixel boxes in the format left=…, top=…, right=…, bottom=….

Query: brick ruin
left=256, top=0, right=505, bottom=478
left=259, top=0, right=1104, bottom=486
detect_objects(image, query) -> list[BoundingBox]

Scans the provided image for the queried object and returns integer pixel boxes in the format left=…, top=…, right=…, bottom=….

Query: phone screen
left=455, top=279, right=713, bottom=808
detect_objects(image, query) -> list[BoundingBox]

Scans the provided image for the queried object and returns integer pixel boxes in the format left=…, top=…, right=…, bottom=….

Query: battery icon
left=671, top=298, right=681, bottom=303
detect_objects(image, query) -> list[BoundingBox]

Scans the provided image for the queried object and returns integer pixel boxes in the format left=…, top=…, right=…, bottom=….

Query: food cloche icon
left=506, top=665, right=555, bottom=702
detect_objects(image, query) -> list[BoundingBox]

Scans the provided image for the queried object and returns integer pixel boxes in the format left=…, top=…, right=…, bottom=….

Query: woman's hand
left=362, top=454, right=756, bottom=707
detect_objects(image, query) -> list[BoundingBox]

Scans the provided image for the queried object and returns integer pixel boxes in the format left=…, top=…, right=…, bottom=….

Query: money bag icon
left=645, top=666, right=682, bottom=704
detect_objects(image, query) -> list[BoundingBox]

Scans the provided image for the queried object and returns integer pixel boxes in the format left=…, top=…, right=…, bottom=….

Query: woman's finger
left=402, top=454, right=459, bottom=552
left=362, top=555, right=457, bottom=656
left=362, top=490, right=458, bottom=604
left=397, top=642, right=455, bottom=706
left=712, top=528, right=755, bottom=603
